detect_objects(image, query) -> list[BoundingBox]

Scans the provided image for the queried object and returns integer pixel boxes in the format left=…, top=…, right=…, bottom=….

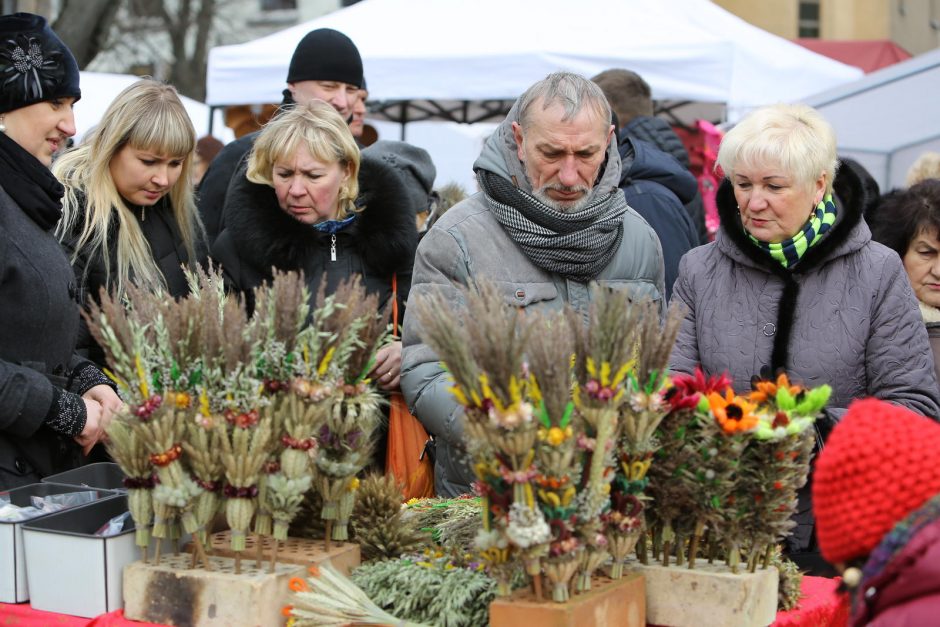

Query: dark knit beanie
left=286, top=28, right=363, bottom=89
left=0, top=13, right=81, bottom=114
left=362, top=140, right=436, bottom=214
left=812, top=398, right=940, bottom=565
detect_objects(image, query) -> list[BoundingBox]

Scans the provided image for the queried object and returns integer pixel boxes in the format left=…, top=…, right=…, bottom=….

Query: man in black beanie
left=198, top=28, right=365, bottom=247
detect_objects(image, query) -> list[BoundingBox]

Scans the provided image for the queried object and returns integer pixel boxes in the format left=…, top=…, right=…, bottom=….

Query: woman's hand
left=76, top=398, right=105, bottom=456
left=81, top=384, right=123, bottom=452
left=370, top=341, right=402, bottom=391
left=83, top=384, right=123, bottom=416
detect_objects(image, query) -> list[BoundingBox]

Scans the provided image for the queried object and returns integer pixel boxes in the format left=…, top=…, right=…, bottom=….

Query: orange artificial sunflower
left=708, top=389, right=759, bottom=434
left=748, top=373, right=803, bottom=405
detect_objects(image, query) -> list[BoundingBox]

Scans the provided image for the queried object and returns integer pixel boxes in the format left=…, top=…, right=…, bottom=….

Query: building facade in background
left=716, top=0, right=940, bottom=54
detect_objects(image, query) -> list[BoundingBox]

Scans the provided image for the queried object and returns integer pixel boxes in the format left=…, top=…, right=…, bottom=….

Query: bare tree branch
left=52, top=0, right=122, bottom=68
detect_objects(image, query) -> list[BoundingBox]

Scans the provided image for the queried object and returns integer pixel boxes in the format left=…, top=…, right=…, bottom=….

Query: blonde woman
left=669, top=103, right=940, bottom=572
left=212, top=101, right=419, bottom=395
left=54, top=79, right=205, bottom=365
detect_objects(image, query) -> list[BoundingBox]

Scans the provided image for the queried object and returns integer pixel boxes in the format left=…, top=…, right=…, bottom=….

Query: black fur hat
left=0, top=13, right=81, bottom=114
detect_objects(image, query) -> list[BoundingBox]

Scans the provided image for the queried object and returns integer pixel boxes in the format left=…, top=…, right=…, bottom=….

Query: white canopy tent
left=206, top=0, right=861, bottom=124
left=804, top=48, right=940, bottom=191
left=75, top=72, right=234, bottom=146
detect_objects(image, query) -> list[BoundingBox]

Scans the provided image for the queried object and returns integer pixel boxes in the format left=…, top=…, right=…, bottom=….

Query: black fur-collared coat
left=211, top=152, right=418, bottom=323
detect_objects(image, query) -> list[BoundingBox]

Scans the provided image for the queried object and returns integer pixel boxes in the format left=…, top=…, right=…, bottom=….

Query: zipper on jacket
left=330, top=233, right=337, bottom=262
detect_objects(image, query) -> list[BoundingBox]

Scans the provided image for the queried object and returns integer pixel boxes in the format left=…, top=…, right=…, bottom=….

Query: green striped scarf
left=748, top=194, right=837, bottom=268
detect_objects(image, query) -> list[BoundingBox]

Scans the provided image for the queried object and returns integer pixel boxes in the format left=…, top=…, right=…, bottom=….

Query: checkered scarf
left=477, top=169, right=627, bottom=283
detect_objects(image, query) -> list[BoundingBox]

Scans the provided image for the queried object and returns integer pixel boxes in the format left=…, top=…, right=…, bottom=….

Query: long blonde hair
left=54, top=79, right=202, bottom=297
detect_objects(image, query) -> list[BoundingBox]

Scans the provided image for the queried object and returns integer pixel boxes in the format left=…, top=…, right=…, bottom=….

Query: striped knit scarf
left=749, top=194, right=837, bottom=268
left=477, top=169, right=626, bottom=283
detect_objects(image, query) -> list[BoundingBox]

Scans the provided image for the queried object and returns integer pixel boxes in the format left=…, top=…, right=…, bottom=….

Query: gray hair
left=517, top=72, right=612, bottom=132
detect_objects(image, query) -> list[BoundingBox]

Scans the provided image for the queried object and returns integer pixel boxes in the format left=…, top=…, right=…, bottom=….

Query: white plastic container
left=0, top=482, right=112, bottom=603
left=43, top=462, right=127, bottom=492
left=22, top=494, right=135, bottom=617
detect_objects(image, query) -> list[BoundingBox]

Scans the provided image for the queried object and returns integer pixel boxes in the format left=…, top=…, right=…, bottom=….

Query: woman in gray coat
left=669, top=103, right=940, bottom=571
left=0, top=14, right=121, bottom=489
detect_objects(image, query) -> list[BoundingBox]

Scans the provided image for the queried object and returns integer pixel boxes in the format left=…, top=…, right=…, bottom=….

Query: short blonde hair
left=717, top=103, right=838, bottom=195
left=906, top=152, right=940, bottom=187
left=247, top=101, right=360, bottom=218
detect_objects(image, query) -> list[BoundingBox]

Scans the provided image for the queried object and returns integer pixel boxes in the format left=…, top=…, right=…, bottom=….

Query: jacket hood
left=714, top=159, right=870, bottom=276
left=472, top=99, right=622, bottom=202
left=619, top=137, right=699, bottom=204
left=221, top=151, right=417, bottom=276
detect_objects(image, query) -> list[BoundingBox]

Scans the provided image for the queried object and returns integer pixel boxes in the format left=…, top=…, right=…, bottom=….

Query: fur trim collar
left=919, top=301, right=940, bottom=324
left=715, top=161, right=868, bottom=278
left=221, top=152, right=418, bottom=277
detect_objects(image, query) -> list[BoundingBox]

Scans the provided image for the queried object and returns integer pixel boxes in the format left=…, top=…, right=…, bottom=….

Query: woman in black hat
left=0, top=13, right=121, bottom=489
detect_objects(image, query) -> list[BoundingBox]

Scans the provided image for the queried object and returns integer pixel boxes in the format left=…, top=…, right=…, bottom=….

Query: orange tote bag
left=385, top=274, right=435, bottom=499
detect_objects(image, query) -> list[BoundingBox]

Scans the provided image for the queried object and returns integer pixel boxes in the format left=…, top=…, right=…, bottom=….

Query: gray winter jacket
left=670, top=167, right=940, bottom=562
left=670, top=168, right=940, bottom=421
left=401, top=103, right=665, bottom=497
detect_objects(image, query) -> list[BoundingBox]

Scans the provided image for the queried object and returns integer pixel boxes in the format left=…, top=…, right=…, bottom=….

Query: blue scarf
left=312, top=214, right=357, bottom=234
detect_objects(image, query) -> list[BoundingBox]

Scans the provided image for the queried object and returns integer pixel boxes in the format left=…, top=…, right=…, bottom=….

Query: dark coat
left=851, top=504, right=940, bottom=626
left=0, top=182, right=85, bottom=488
left=62, top=196, right=200, bottom=366
left=211, top=151, right=418, bottom=322
left=621, top=116, right=707, bottom=244
left=196, top=131, right=257, bottom=248
left=618, top=137, right=700, bottom=300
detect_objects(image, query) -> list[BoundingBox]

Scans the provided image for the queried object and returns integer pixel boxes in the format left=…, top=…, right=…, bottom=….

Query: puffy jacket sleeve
left=866, top=255, right=940, bottom=420
left=400, top=225, right=470, bottom=448
left=668, top=251, right=700, bottom=376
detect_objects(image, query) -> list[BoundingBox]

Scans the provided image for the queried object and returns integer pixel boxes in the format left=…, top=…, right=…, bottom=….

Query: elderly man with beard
left=401, top=72, right=665, bottom=497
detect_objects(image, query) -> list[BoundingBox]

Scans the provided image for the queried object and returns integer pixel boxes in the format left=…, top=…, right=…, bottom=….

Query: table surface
left=1, top=575, right=848, bottom=626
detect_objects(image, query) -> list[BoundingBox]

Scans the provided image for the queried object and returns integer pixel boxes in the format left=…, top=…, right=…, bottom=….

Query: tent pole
left=399, top=100, right=410, bottom=142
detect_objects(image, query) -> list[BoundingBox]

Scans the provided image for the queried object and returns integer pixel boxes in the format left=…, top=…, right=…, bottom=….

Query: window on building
left=798, top=0, right=821, bottom=38
left=261, top=0, right=297, bottom=10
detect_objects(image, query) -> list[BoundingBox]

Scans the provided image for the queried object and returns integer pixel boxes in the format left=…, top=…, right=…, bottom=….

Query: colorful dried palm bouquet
left=566, top=288, right=643, bottom=593
left=87, top=268, right=278, bottom=570
left=603, top=301, right=685, bottom=578
left=310, top=277, right=391, bottom=546
left=646, top=368, right=732, bottom=568
left=247, top=271, right=310, bottom=566
left=412, top=280, right=536, bottom=597
left=413, top=281, right=674, bottom=603
left=525, top=308, right=581, bottom=601
left=87, top=269, right=396, bottom=574
left=86, top=279, right=216, bottom=568
left=647, top=369, right=831, bottom=573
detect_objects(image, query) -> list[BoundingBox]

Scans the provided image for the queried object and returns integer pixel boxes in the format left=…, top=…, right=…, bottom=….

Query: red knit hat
left=813, top=398, right=940, bottom=565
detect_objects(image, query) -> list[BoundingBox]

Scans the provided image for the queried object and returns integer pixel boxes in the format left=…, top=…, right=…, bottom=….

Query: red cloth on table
left=0, top=605, right=165, bottom=626
left=773, top=576, right=850, bottom=627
